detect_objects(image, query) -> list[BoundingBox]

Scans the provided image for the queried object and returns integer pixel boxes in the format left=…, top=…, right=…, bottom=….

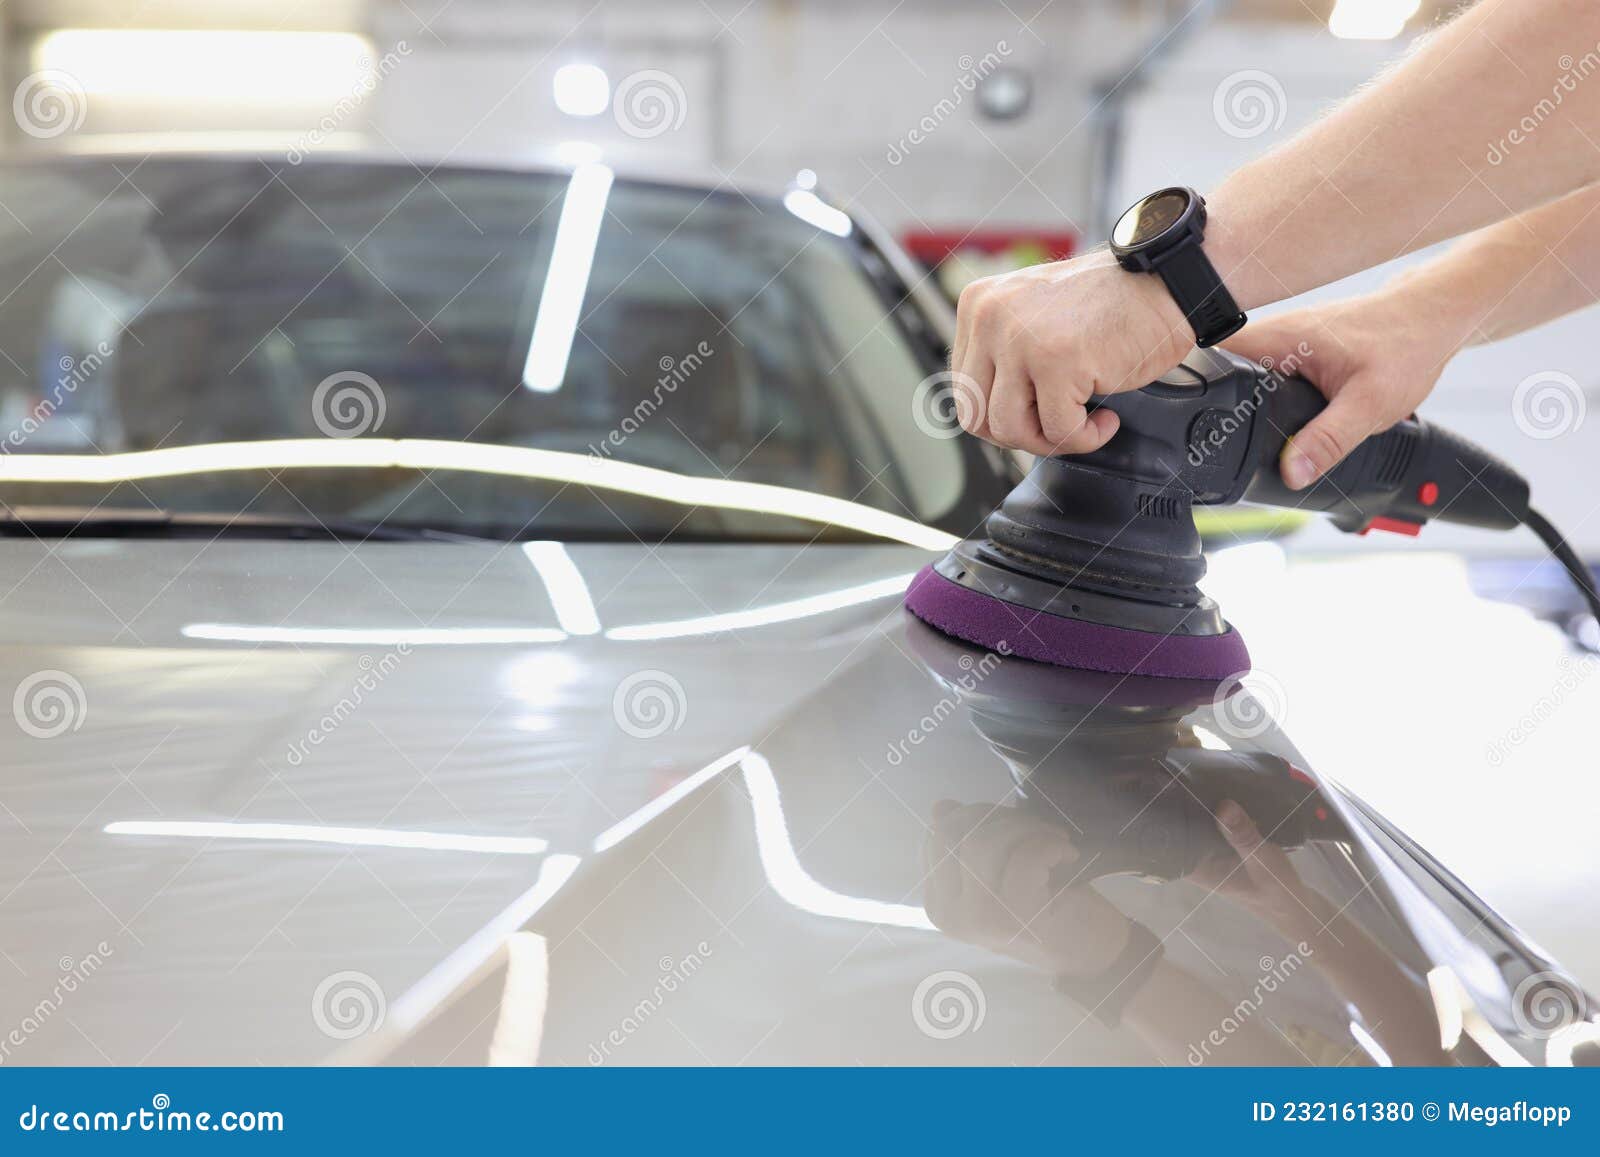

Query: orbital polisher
left=906, top=345, right=1600, bottom=678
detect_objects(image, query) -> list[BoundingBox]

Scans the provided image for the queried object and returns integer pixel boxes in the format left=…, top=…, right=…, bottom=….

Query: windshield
left=0, top=157, right=1004, bottom=543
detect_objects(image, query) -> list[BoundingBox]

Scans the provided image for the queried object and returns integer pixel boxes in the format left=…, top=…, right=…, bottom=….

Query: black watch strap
left=1052, top=920, right=1165, bottom=1027
left=1152, top=244, right=1245, bottom=348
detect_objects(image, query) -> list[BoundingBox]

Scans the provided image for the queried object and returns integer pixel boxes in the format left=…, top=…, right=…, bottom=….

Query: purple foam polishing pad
left=903, top=564, right=1250, bottom=680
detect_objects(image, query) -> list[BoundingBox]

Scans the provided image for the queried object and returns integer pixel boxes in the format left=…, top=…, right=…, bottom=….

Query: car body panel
left=1, top=539, right=1594, bottom=1066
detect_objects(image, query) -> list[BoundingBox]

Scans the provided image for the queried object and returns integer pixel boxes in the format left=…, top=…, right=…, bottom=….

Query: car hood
left=0, top=539, right=1590, bottom=1066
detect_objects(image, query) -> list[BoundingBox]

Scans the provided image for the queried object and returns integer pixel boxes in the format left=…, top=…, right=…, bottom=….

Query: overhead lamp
left=1329, top=0, right=1421, bottom=40
left=552, top=62, right=610, bottom=117
left=33, top=30, right=376, bottom=104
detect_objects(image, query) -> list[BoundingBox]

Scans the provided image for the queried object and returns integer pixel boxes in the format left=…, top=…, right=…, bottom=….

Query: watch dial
left=1113, top=190, right=1191, bottom=248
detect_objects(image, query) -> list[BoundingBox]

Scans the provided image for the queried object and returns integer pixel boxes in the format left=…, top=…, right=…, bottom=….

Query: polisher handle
left=1242, top=374, right=1530, bottom=533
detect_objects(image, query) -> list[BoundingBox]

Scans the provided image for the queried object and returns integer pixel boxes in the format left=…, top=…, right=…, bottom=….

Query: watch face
left=1112, top=190, right=1192, bottom=248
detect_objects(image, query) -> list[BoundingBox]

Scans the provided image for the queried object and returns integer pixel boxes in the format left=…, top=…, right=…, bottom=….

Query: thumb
left=1280, top=383, right=1377, bottom=490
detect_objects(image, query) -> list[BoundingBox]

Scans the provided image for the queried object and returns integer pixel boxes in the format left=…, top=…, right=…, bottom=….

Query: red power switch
left=1361, top=516, right=1423, bottom=536
left=1417, top=481, right=1439, bottom=506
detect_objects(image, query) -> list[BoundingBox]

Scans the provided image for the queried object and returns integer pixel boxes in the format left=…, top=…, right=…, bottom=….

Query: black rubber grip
left=1243, top=376, right=1529, bottom=531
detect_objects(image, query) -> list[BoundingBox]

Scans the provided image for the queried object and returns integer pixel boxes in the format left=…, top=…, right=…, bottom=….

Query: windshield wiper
left=0, top=506, right=496, bottom=543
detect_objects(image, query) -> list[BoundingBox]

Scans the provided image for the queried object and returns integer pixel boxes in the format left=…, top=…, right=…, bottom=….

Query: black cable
left=1523, top=506, right=1600, bottom=625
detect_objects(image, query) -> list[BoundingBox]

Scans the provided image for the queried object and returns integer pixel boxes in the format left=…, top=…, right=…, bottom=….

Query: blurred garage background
left=1, top=0, right=1588, bottom=555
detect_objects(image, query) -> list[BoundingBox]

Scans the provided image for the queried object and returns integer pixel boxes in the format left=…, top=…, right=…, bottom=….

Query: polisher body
left=907, top=347, right=1530, bottom=677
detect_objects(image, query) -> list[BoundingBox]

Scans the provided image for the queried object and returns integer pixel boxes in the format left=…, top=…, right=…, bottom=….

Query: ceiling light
left=1329, top=0, right=1421, bottom=40
left=552, top=62, right=610, bottom=117
left=33, top=30, right=376, bottom=104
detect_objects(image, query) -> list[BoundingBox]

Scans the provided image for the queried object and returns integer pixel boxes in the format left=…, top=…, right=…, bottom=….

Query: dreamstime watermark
left=1485, top=651, right=1597, bottom=767
left=884, top=643, right=1009, bottom=767
left=0, top=942, right=114, bottom=1065
left=1186, top=944, right=1313, bottom=1064
left=1486, top=45, right=1600, bottom=166
left=589, top=339, right=715, bottom=459
left=13, top=70, right=87, bottom=139
left=612, top=669, right=687, bottom=739
left=12, top=670, right=87, bottom=740
left=911, top=368, right=987, bottom=440
left=17, top=1096, right=284, bottom=1135
left=311, top=970, right=386, bottom=1040
left=613, top=70, right=687, bottom=138
left=288, top=40, right=412, bottom=164
left=1186, top=342, right=1315, bottom=467
left=1511, top=370, right=1586, bottom=440
left=912, top=970, right=986, bottom=1039
left=1213, top=70, right=1287, bottom=140
left=1211, top=669, right=1288, bottom=741
left=886, top=41, right=1013, bottom=165
left=1511, top=970, right=1588, bottom=1039
left=3, top=341, right=115, bottom=454
left=285, top=645, right=410, bottom=766
left=312, top=370, right=386, bottom=438
left=587, top=942, right=713, bottom=1064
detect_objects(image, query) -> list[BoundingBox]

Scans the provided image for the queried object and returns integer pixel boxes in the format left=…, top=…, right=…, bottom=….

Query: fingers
left=978, top=364, right=1121, bottom=458
left=954, top=353, right=996, bottom=440
left=1043, top=398, right=1120, bottom=456
left=952, top=278, right=982, bottom=374
left=948, top=260, right=1179, bottom=458
left=985, top=363, right=1055, bottom=458
left=1280, top=383, right=1378, bottom=490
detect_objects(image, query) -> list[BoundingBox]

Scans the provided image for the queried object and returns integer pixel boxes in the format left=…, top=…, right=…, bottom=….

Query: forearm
left=1372, top=183, right=1600, bottom=351
left=1204, top=0, right=1600, bottom=309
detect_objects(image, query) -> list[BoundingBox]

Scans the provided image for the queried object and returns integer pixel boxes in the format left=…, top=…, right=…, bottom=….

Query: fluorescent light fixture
left=34, top=30, right=376, bottom=104
left=522, top=541, right=601, bottom=635
left=605, top=573, right=914, bottom=641
left=182, top=624, right=567, bottom=646
left=552, top=63, right=610, bottom=117
left=782, top=189, right=852, bottom=237
left=522, top=163, right=614, bottom=393
left=794, top=168, right=818, bottom=190
left=104, top=820, right=549, bottom=855
left=740, top=752, right=935, bottom=930
left=0, top=439, right=957, bottom=549
left=1329, top=0, right=1420, bottom=40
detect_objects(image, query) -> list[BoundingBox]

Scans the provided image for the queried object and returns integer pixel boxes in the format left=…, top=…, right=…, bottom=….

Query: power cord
left=1523, top=506, right=1600, bottom=633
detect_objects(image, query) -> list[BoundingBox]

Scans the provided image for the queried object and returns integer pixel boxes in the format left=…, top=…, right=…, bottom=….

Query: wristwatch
left=1109, top=187, right=1246, bottom=348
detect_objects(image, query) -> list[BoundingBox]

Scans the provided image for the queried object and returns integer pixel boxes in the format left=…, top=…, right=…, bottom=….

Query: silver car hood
left=0, top=539, right=1590, bottom=1066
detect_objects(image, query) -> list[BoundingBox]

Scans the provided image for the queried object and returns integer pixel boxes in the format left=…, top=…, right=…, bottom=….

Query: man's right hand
left=950, top=249, right=1199, bottom=458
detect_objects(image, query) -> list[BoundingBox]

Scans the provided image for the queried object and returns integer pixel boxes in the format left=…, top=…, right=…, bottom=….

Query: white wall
left=361, top=0, right=1148, bottom=232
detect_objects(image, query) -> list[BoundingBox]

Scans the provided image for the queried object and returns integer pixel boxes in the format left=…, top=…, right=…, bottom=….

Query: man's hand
left=1224, top=292, right=1459, bottom=489
left=950, top=250, right=1197, bottom=457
